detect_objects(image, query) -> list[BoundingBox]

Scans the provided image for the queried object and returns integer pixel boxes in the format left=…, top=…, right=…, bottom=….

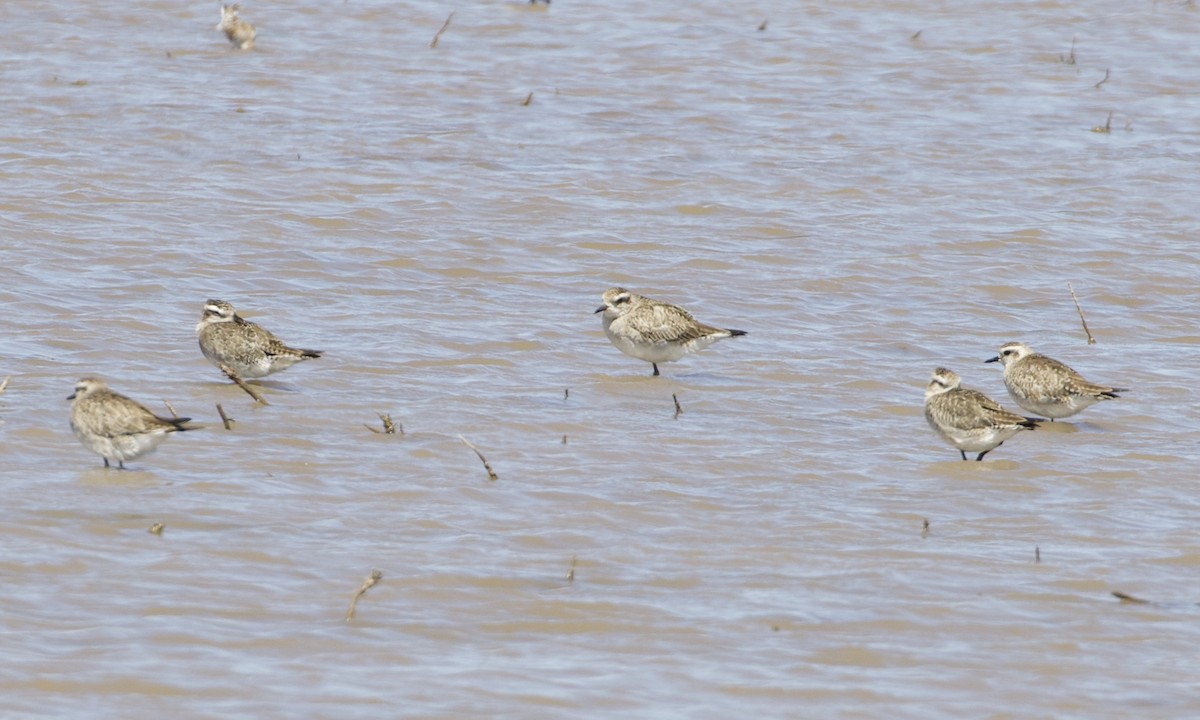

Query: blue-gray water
left=2, top=1, right=1198, bottom=717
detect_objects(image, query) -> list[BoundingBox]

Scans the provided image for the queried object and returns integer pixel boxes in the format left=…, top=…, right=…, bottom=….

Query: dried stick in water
left=672, top=393, right=683, bottom=420
left=346, top=569, right=384, bottom=621
left=566, top=556, right=577, bottom=583
left=162, top=399, right=179, bottom=418
left=459, top=435, right=498, bottom=481
left=1067, top=282, right=1097, bottom=344
left=1111, top=590, right=1149, bottom=604
left=216, top=403, right=235, bottom=430
left=219, top=363, right=268, bottom=405
left=1060, top=35, right=1076, bottom=65
left=0, top=376, right=10, bottom=396
left=430, top=12, right=454, bottom=48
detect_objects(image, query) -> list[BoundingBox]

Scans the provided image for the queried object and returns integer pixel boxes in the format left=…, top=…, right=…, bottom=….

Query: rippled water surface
left=2, top=0, right=1199, bottom=717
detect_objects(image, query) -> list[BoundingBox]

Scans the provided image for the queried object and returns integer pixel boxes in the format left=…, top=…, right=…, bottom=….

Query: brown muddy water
left=1, top=1, right=1198, bottom=717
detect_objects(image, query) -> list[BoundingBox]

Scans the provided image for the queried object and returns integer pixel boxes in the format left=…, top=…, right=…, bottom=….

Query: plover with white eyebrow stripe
left=594, top=287, right=747, bottom=376
left=986, top=342, right=1126, bottom=421
left=924, top=367, right=1041, bottom=461
left=196, top=299, right=322, bottom=380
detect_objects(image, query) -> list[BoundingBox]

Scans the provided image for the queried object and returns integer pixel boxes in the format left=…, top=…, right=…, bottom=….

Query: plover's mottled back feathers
left=68, top=377, right=195, bottom=469
left=986, top=342, right=1125, bottom=420
left=924, top=367, right=1040, bottom=461
left=196, top=299, right=322, bottom=380
left=594, top=287, right=746, bottom=376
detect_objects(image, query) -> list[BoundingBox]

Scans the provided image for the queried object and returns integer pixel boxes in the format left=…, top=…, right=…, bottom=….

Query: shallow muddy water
left=1, top=1, right=1198, bottom=717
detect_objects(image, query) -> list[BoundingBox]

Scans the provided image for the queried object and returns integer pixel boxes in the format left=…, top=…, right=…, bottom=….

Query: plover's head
left=986, top=341, right=1032, bottom=368
left=925, top=367, right=961, bottom=399
left=219, top=4, right=241, bottom=22
left=595, top=287, right=635, bottom=317
left=68, top=376, right=108, bottom=401
left=200, top=299, right=237, bottom=324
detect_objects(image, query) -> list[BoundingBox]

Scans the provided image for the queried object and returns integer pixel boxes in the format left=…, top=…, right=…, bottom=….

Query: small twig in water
left=219, top=363, right=267, bottom=405
left=1035, top=545, right=1041, bottom=563
left=563, top=388, right=569, bottom=400
left=162, top=399, right=179, bottom=419
left=921, top=518, right=930, bottom=538
left=566, top=556, right=577, bottom=583
left=1091, top=111, right=1113, bottom=134
left=216, top=403, right=235, bottom=430
left=430, top=11, right=454, bottom=48
left=1059, top=36, right=1076, bottom=65
left=757, top=19, right=768, bottom=32
left=0, top=375, right=10, bottom=396
left=459, top=435, right=499, bottom=481
left=346, top=569, right=383, bottom=621
left=148, top=522, right=165, bottom=536
left=1111, top=590, right=1149, bottom=604
left=672, top=393, right=683, bottom=420
left=1068, top=282, right=1097, bottom=345
left=521, top=92, right=534, bottom=106
left=561, top=434, right=568, bottom=445
left=910, top=29, right=922, bottom=41
left=1094, top=68, right=1110, bottom=89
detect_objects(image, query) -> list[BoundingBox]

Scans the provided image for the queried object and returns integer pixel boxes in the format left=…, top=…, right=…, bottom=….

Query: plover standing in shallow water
left=68, top=377, right=196, bottom=469
left=594, top=287, right=747, bottom=376
left=217, top=4, right=256, bottom=50
left=196, top=299, right=322, bottom=380
left=986, top=342, right=1126, bottom=421
left=924, top=367, right=1041, bottom=461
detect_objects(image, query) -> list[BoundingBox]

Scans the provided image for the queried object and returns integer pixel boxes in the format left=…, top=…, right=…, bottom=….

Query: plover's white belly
left=236, top=357, right=275, bottom=379
left=1009, top=390, right=1096, bottom=419
left=113, top=430, right=171, bottom=461
left=605, top=327, right=689, bottom=363
left=72, top=423, right=170, bottom=463
left=942, top=425, right=1021, bottom=453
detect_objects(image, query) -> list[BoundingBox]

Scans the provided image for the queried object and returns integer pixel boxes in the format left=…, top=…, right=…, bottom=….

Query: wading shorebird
left=924, top=367, right=1040, bottom=461
left=68, top=377, right=197, bottom=469
left=986, top=342, right=1126, bottom=421
left=196, top=299, right=322, bottom=380
left=595, top=287, right=747, bottom=376
left=217, top=4, right=256, bottom=50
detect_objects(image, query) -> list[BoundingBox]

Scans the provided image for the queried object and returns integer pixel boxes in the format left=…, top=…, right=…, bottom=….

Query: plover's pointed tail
left=727, top=329, right=747, bottom=337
